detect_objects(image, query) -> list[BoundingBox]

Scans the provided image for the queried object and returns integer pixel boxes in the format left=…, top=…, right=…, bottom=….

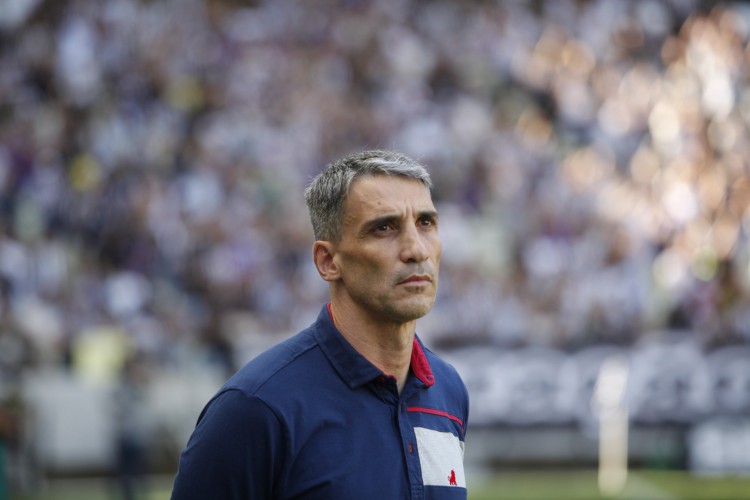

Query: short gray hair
left=304, top=149, right=433, bottom=242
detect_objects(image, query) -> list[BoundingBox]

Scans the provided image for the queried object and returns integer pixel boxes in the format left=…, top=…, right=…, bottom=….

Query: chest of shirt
left=275, top=380, right=467, bottom=499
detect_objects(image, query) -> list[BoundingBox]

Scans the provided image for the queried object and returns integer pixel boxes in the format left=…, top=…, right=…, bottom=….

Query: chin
left=388, top=299, right=435, bottom=323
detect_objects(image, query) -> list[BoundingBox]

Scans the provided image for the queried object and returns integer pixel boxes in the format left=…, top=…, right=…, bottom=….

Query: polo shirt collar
left=313, top=304, right=435, bottom=389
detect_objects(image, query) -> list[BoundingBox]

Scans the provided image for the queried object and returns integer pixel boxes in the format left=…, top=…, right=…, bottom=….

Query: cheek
left=339, top=249, right=388, bottom=278
left=431, top=237, right=443, bottom=262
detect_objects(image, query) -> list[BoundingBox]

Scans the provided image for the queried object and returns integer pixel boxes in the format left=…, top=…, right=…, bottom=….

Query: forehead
left=343, top=175, right=434, bottom=222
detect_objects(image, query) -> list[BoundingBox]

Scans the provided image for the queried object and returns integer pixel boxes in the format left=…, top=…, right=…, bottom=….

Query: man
left=171, top=150, right=469, bottom=499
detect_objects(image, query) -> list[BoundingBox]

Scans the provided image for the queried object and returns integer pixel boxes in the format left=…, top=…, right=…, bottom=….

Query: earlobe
left=312, top=241, right=339, bottom=281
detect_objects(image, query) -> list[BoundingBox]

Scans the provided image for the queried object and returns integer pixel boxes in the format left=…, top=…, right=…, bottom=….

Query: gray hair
left=304, top=149, right=433, bottom=242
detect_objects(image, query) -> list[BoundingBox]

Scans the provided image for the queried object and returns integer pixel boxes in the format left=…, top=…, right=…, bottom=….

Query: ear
left=312, top=241, right=340, bottom=282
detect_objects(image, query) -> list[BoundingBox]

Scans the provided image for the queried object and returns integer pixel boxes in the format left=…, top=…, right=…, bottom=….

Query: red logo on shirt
left=448, top=470, right=457, bottom=486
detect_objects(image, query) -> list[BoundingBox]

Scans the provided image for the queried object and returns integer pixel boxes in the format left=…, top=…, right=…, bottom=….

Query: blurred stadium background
left=2, top=0, right=750, bottom=499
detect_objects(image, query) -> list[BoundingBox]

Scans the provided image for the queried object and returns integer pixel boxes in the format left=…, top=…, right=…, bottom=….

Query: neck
left=329, top=300, right=415, bottom=393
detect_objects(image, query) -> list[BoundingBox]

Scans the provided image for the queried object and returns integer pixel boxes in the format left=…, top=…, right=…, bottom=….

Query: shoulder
left=224, top=328, right=321, bottom=395
left=194, top=327, right=325, bottom=430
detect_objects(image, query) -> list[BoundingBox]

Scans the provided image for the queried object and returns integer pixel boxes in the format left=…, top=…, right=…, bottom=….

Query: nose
left=399, top=225, right=430, bottom=263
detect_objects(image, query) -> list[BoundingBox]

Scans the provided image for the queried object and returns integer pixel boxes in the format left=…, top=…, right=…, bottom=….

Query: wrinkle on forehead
left=342, top=176, right=434, bottom=232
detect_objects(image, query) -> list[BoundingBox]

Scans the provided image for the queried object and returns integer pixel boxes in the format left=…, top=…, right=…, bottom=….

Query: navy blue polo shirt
left=171, top=305, right=469, bottom=499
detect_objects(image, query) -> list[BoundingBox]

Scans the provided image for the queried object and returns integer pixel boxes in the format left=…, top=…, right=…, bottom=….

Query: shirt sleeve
left=170, top=389, right=286, bottom=500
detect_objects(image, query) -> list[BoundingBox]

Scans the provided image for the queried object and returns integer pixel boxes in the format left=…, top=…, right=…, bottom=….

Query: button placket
left=399, top=393, right=424, bottom=499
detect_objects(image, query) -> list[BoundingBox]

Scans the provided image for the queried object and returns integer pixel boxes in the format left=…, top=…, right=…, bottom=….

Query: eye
left=373, top=222, right=395, bottom=233
left=419, top=215, right=437, bottom=228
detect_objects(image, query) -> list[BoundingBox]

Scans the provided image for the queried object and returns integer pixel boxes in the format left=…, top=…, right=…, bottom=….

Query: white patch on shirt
left=414, top=427, right=466, bottom=488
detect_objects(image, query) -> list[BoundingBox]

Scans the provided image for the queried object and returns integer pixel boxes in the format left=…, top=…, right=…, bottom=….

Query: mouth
left=398, top=274, right=433, bottom=286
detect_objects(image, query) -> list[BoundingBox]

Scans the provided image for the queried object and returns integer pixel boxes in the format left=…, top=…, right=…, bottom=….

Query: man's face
left=331, top=175, right=441, bottom=324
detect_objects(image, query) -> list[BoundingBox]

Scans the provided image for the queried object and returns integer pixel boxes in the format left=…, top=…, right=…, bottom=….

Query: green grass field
left=10, top=469, right=750, bottom=500
left=470, top=469, right=750, bottom=499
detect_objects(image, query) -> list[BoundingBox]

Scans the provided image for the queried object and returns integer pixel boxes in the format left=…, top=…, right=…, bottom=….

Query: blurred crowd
left=1, top=0, right=750, bottom=461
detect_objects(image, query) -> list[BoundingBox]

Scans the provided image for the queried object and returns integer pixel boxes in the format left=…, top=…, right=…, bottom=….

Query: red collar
left=411, top=336, right=435, bottom=387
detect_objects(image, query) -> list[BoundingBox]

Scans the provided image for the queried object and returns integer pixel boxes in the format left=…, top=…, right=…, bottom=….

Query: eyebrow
left=418, top=209, right=439, bottom=222
left=361, top=210, right=439, bottom=231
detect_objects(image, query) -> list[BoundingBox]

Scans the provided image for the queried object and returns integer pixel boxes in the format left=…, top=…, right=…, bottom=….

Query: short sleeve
left=170, top=389, right=286, bottom=500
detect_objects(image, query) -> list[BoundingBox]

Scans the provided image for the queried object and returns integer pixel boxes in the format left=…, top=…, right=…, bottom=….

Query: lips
left=398, top=274, right=432, bottom=285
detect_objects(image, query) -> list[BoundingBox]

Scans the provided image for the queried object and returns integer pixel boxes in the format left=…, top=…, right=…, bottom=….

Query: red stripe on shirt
left=407, top=406, right=464, bottom=430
